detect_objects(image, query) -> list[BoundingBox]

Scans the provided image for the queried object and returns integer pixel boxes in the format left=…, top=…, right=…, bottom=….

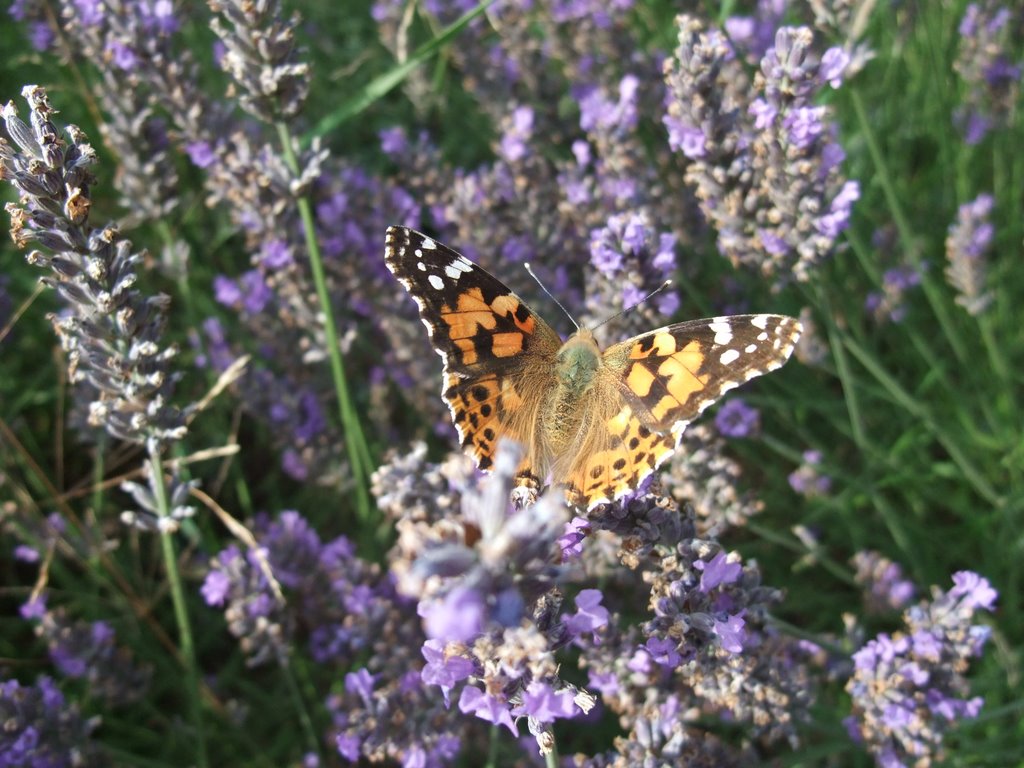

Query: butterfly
left=384, top=226, right=802, bottom=510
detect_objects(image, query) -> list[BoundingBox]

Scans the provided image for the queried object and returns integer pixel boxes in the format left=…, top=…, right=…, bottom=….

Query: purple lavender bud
left=0, top=677, right=100, bottom=764
left=714, top=398, right=761, bottom=438
left=379, top=126, right=408, bottom=156
left=458, top=686, right=517, bottom=735
left=511, top=681, right=580, bottom=723
left=558, top=516, right=590, bottom=560
left=852, top=551, right=916, bottom=614
left=498, top=105, right=534, bottom=163
left=564, top=589, right=609, bottom=639
left=696, top=551, right=743, bottom=591
left=420, top=587, right=485, bottom=642
left=712, top=613, right=746, bottom=653
left=820, top=47, right=851, bottom=87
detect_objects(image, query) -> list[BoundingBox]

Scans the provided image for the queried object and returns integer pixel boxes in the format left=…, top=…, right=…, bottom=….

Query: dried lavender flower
left=945, top=193, right=995, bottom=316
left=208, top=0, right=311, bottom=121
left=1, top=85, right=186, bottom=449
left=845, top=571, right=996, bottom=766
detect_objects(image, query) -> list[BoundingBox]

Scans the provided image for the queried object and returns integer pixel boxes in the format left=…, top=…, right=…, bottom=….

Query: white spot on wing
left=428, top=274, right=445, bottom=290
left=745, top=343, right=757, bottom=353
left=444, top=264, right=462, bottom=279
left=757, top=331, right=769, bottom=341
left=417, top=261, right=426, bottom=271
left=420, top=237, right=437, bottom=250
left=720, top=348, right=741, bottom=365
left=709, top=321, right=732, bottom=345
left=751, top=315, right=769, bottom=329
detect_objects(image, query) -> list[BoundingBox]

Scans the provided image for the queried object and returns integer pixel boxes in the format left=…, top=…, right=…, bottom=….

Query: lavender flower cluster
left=663, top=16, right=860, bottom=284
left=953, top=2, right=1022, bottom=144
left=846, top=572, right=996, bottom=767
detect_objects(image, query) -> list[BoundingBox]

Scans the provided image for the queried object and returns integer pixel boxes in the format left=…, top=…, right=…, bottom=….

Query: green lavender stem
left=150, top=448, right=208, bottom=767
left=274, top=121, right=374, bottom=525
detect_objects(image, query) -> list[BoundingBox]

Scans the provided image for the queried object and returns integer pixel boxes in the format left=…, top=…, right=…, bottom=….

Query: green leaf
left=305, top=0, right=495, bottom=145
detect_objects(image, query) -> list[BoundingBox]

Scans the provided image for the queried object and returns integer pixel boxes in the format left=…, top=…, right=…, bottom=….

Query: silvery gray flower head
left=1, top=85, right=186, bottom=448
left=945, top=193, right=995, bottom=316
left=59, top=0, right=182, bottom=230
left=120, top=468, right=198, bottom=533
left=659, top=424, right=763, bottom=538
left=209, top=0, right=311, bottom=121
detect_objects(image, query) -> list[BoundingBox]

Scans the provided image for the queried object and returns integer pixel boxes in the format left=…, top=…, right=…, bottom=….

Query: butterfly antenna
left=524, top=262, right=579, bottom=331
left=590, top=279, right=673, bottom=332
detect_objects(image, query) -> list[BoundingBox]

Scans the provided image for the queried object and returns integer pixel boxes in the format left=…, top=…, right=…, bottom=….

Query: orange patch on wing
left=491, top=295, right=536, bottom=334
left=630, top=332, right=677, bottom=359
left=562, top=410, right=676, bottom=509
left=500, top=378, right=524, bottom=411
left=651, top=395, right=678, bottom=422
left=625, top=363, right=656, bottom=397
left=492, top=332, right=524, bottom=357
left=657, top=342, right=708, bottom=403
left=454, top=337, right=479, bottom=366
left=607, top=405, right=633, bottom=437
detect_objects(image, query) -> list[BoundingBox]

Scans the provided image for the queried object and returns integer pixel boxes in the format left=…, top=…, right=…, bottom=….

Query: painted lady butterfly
left=385, top=226, right=802, bottom=510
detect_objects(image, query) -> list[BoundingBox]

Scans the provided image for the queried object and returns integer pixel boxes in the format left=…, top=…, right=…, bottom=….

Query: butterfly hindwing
left=605, top=314, right=803, bottom=434
left=562, top=400, right=676, bottom=510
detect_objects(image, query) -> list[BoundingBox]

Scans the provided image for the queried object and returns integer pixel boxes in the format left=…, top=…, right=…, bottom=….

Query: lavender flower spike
left=1, top=85, right=186, bottom=448
left=209, top=0, right=311, bottom=121
left=845, top=571, right=996, bottom=766
left=945, top=193, right=995, bottom=316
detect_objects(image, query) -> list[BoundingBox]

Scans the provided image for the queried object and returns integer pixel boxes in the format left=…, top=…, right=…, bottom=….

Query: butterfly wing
left=384, top=226, right=562, bottom=471
left=562, top=314, right=802, bottom=509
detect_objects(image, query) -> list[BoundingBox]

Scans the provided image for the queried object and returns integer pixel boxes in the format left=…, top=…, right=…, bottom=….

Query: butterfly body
left=385, top=226, right=802, bottom=510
